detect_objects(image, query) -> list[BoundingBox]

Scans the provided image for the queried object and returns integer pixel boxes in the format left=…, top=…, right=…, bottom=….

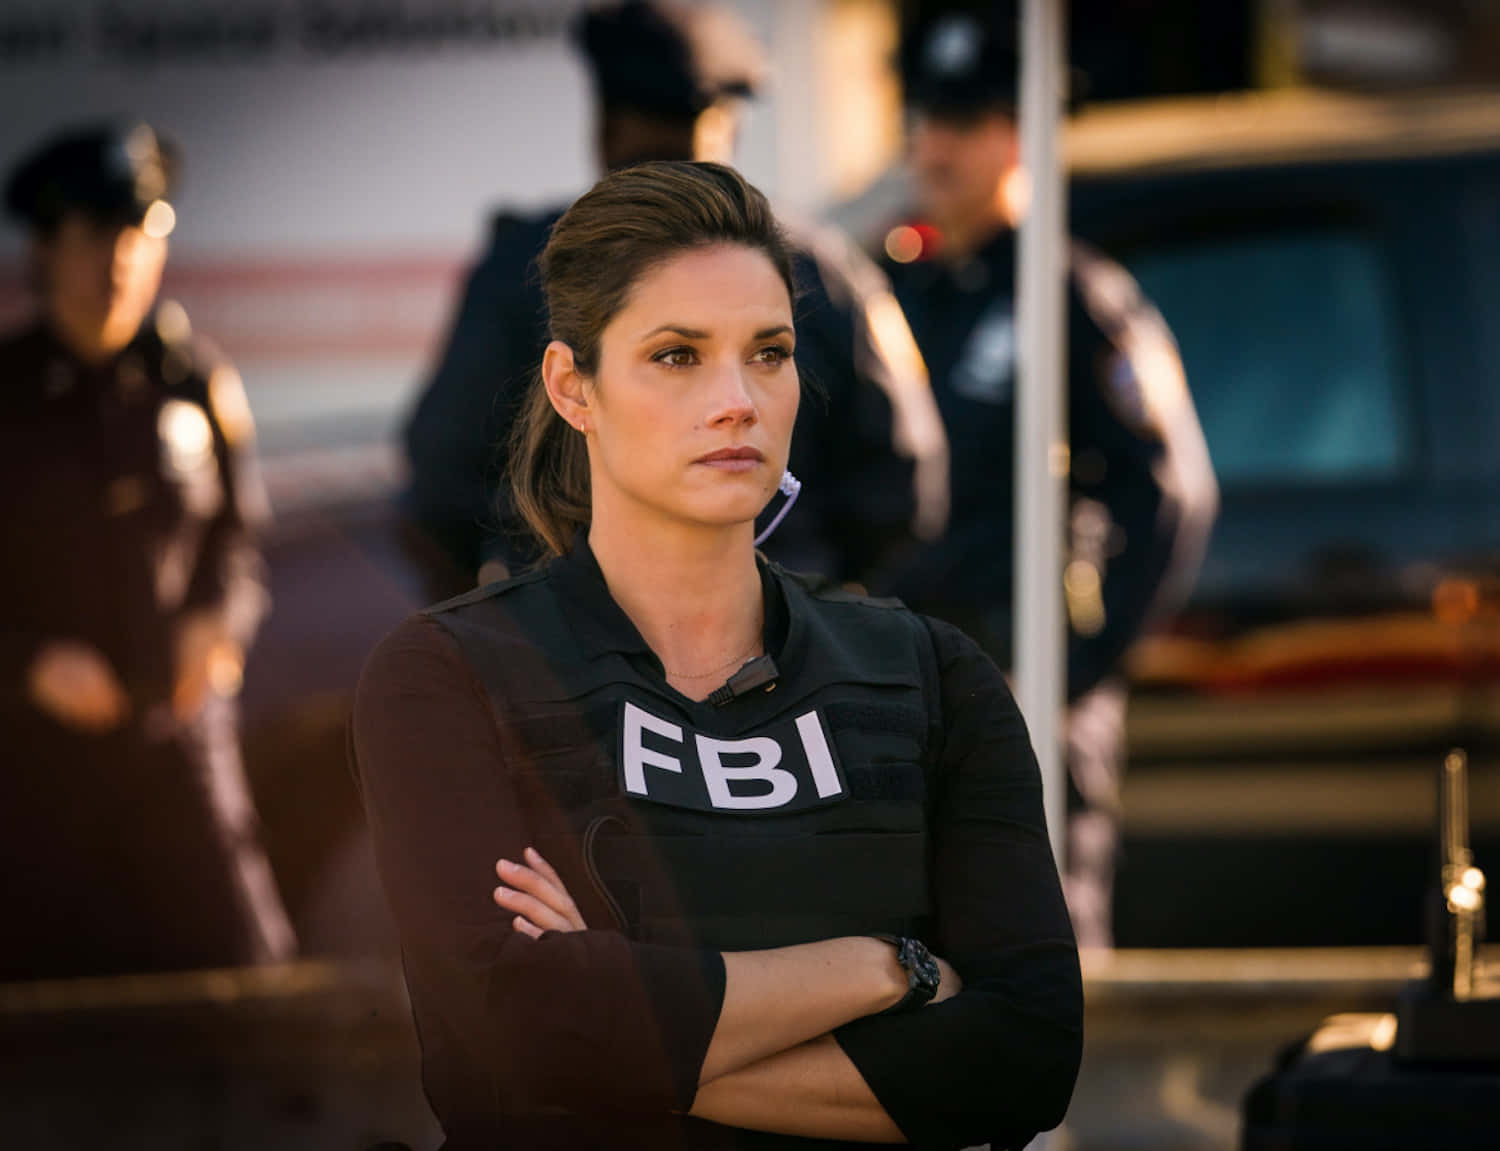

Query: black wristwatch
left=873, top=934, right=942, bottom=1013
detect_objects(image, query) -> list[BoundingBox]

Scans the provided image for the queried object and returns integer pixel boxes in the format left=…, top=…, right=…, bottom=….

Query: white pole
left=1015, top=0, right=1069, bottom=865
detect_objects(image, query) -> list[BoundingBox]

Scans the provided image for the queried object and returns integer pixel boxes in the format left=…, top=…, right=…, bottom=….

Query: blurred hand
left=493, top=846, right=588, bottom=938
left=173, top=610, right=244, bottom=720
left=27, top=641, right=131, bottom=732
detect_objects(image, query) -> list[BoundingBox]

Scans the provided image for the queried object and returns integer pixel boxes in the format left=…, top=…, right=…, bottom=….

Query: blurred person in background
left=402, top=0, right=947, bottom=600
left=0, top=124, right=295, bottom=978
left=878, top=6, right=1218, bottom=949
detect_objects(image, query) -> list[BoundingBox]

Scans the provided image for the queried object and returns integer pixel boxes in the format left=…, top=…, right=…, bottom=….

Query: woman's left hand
left=494, top=846, right=588, bottom=937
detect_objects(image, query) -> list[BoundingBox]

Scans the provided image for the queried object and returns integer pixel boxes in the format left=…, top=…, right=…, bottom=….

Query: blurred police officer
left=0, top=124, right=294, bottom=978
left=880, top=6, right=1218, bottom=948
left=402, top=0, right=947, bottom=597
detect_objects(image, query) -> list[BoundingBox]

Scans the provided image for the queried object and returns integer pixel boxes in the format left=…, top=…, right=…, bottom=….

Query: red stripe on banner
left=0, top=253, right=471, bottom=361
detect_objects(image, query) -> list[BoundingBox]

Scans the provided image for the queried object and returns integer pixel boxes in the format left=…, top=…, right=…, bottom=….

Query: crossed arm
left=355, top=613, right=1081, bottom=1148
left=495, top=846, right=960, bottom=1141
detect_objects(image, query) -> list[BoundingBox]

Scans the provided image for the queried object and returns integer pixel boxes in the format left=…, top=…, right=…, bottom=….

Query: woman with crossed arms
left=353, top=161, right=1081, bottom=1149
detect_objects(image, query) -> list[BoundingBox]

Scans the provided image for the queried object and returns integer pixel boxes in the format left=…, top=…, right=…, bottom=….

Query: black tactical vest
left=429, top=549, right=944, bottom=952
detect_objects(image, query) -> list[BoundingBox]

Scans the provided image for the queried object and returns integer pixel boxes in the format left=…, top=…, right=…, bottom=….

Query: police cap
left=4, top=123, right=178, bottom=235
left=899, top=6, right=1019, bottom=118
left=573, top=1, right=765, bottom=120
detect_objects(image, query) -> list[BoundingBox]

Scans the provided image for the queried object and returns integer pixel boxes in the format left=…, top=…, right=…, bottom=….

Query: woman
left=354, top=162, right=1081, bottom=1149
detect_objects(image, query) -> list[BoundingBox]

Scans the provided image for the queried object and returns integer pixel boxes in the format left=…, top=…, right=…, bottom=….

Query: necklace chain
left=664, top=636, right=763, bottom=680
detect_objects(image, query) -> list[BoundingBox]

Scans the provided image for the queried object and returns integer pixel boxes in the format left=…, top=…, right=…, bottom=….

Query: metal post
left=1015, top=0, right=1069, bottom=864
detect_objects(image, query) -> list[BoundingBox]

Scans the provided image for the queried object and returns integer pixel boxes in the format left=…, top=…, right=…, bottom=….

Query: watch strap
left=873, top=933, right=941, bottom=1014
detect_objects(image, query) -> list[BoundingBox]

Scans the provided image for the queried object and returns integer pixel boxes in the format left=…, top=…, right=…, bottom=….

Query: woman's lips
left=695, top=446, right=765, bottom=472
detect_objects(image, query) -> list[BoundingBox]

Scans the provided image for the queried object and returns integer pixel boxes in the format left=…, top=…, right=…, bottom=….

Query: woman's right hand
left=493, top=846, right=589, bottom=938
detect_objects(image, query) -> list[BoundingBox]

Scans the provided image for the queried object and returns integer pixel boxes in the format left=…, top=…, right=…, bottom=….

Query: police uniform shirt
left=353, top=534, right=1081, bottom=1149
left=0, top=313, right=290, bottom=979
left=882, top=227, right=1210, bottom=698
left=0, top=315, right=268, bottom=714
left=402, top=209, right=558, bottom=577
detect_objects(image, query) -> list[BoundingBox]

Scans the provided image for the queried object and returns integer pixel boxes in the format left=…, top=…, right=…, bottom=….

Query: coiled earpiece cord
left=753, top=470, right=802, bottom=547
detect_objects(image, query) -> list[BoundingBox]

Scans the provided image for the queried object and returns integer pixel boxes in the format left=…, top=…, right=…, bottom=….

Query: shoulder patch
left=1071, top=240, right=1143, bottom=336
left=1101, top=310, right=1189, bottom=443
left=154, top=299, right=193, bottom=347
left=207, top=364, right=256, bottom=448
left=1073, top=241, right=1189, bottom=442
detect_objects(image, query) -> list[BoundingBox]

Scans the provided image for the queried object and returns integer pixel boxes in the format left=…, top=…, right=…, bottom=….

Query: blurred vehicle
left=1062, top=87, right=1500, bottom=945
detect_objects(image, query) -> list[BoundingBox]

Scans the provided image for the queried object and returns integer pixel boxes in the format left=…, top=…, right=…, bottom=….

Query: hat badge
left=925, top=15, right=980, bottom=78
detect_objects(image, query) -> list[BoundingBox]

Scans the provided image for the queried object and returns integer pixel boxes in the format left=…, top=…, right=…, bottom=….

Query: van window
left=1130, top=229, right=1410, bottom=485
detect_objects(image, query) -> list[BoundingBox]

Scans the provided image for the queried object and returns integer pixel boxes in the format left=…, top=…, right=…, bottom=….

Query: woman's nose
left=705, top=363, right=757, bottom=426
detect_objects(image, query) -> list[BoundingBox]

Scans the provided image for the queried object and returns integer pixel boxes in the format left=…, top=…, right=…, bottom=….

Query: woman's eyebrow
left=639, top=324, right=709, bottom=341
left=637, top=323, right=794, bottom=342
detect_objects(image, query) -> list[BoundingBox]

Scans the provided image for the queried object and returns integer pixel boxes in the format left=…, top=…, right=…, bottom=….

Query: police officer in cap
left=880, top=5, right=1219, bottom=948
left=402, top=0, right=947, bottom=599
left=0, top=124, right=294, bottom=978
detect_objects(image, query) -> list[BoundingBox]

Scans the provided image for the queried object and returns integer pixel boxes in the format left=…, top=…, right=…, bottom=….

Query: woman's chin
left=675, top=497, right=774, bottom=534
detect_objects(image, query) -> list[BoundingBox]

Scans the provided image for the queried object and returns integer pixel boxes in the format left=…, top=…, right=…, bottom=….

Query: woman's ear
left=541, top=340, right=591, bottom=433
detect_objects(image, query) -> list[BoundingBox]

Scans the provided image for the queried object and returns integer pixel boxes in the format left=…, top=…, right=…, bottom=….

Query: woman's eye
left=753, top=345, right=793, bottom=365
left=653, top=346, right=698, bottom=367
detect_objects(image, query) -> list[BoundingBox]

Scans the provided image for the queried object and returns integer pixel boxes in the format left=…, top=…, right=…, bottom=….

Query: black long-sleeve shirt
left=352, top=543, right=1081, bottom=1149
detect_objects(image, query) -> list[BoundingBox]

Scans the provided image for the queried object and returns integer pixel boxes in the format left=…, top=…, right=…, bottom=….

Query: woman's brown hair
left=509, top=160, right=797, bottom=558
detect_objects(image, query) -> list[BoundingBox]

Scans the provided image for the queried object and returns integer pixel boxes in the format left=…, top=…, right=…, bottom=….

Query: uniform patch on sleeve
left=1075, top=241, right=1189, bottom=443
left=617, top=700, right=847, bottom=814
left=208, top=364, right=257, bottom=447
left=1101, top=315, right=1189, bottom=443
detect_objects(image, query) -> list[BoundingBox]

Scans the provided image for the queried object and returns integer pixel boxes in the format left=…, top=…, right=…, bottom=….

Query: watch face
left=898, top=937, right=942, bottom=999
left=914, top=949, right=942, bottom=997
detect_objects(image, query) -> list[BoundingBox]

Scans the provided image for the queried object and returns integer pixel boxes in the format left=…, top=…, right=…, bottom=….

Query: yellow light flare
left=1433, top=577, right=1479, bottom=624
left=1064, top=559, right=1106, bottom=637
left=207, top=642, right=245, bottom=698
left=158, top=399, right=214, bottom=472
left=883, top=224, right=924, bottom=264
left=1369, top=1014, right=1397, bottom=1053
left=1448, top=882, right=1483, bottom=914
left=142, top=199, right=176, bottom=240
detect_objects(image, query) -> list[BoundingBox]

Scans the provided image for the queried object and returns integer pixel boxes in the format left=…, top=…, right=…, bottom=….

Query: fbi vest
left=429, top=556, right=944, bottom=952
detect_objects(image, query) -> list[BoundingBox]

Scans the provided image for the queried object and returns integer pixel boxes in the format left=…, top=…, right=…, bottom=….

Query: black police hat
left=899, top=5, right=1019, bottom=117
left=573, top=1, right=765, bottom=120
left=4, top=123, right=178, bottom=234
